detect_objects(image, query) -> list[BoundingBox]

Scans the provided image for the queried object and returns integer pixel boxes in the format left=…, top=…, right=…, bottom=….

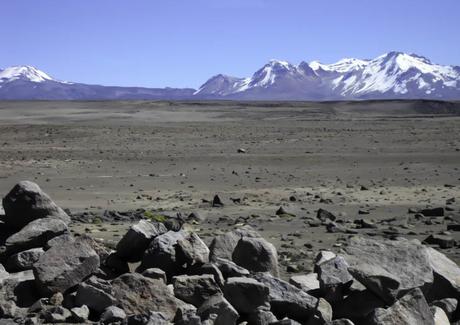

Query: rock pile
left=0, top=181, right=459, bottom=324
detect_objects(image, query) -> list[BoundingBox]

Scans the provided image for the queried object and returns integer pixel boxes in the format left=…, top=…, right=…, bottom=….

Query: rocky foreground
left=0, top=181, right=459, bottom=325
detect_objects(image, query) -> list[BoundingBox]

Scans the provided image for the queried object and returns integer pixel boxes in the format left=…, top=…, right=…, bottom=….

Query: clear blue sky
left=1, top=0, right=459, bottom=88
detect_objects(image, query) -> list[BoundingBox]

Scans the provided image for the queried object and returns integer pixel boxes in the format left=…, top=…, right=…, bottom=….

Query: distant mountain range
left=1, top=52, right=459, bottom=100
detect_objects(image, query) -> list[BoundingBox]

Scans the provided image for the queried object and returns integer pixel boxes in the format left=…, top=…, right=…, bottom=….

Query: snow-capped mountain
left=196, top=52, right=460, bottom=100
left=1, top=52, right=459, bottom=100
left=0, top=65, right=194, bottom=100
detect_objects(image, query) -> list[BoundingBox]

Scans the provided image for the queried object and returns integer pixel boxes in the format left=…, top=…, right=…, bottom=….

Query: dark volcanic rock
left=175, top=232, right=210, bottom=267
left=317, top=256, right=353, bottom=302
left=317, top=208, right=336, bottom=221
left=75, top=276, right=116, bottom=313
left=197, top=294, right=239, bottom=325
left=33, top=236, right=100, bottom=295
left=209, top=226, right=260, bottom=262
left=223, top=277, right=270, bottom=314
left=2, top=181, right=70, bottom=229
left=111, top=272, right=184, bottom=320
left=115, top=220, right=167, bottom=262
left=6, top=247, right=44, bottom=272
left=214, top=257, right=250, bottom=279
left=251, top=272, right=318, bottom=322
left=423, top=234, right=455, bottom=249
left=173, top=274, right=222, bottom=307
left=367, top=288, right=434, bottom=325
left=341, top=236, right=433, bottom=304
left=232, top=236, right=279, bottom=277
left=420, top=207, right=444, bottom=217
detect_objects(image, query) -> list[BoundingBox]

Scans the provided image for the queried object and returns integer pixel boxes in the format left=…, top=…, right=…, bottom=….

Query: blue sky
left=1, top=0, right=459, bottom=88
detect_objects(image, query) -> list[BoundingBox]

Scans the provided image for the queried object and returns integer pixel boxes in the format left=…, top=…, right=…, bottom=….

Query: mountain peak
left=0, top=65, right=54, bottom=83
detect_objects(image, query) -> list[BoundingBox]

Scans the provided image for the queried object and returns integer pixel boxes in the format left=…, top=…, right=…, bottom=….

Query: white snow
left=0, top=65, right=55, bottom=83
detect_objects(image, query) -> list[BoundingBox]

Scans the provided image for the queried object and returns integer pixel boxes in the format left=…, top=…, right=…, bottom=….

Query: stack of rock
left=0, top=181, right=459, bottom=325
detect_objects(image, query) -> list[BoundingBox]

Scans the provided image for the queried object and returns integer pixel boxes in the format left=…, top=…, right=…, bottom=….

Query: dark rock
left=251, top=272, right=318, bottom=322
left=223, top=277, right=269, bottom=314
left=212, top=195, right=224, bottom=207
left=341, top=236, right=433, bottom=304
left=209, top=226, right=260, bottom=262
left=100, top=306, right=126, bottom=323
left=197, top=294, right=239, bottom=325
left=317, top=208, right=336, bottom=221
left=317, top=256, right=353, bottom=302
left=142, top=268, right=167, bottom=283
left=137, top=230, right=187, bottom=279
left=3, top=218, right=68, bottom=257
left=33, top=236, right=100, bottom=295
left=104, top=252, right=130, bottom=276
left=43, top=306, right=71, bottom=323
left=423, top=234, right=455, bottom=249
left=5, top=247, right=44, bottom=272
left=187, top=212, right=205, bottom=223
left=420, top=207, right=444, bottom=217
left=333, top=289, right=386, bottom=322
left=213, top=257, right=250, bottom=279
left=2, top=181, right=70, bottom=230
left=111, top=272, right=184, bottom=320
left=232, top=236, right=279, bottom=276
left=74, top=276, right=116, bottom=313
left=447, top=224, right=460, bottom=232
left=115, top=220, right=167, bottom=262
left=187, top=263, right=225, bottom=287
left=248, top=307, right=277, bottom=325
left=0, top=276, right=39, bottom=318
left=367, top=288, right=434, bottom=325
left=173, top=274, right=222, bottom=307
left=176, top=232, right=210, bottom=267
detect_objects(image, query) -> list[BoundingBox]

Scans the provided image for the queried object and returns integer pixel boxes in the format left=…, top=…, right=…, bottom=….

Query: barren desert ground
left=0, top=100, right=459, bottom=277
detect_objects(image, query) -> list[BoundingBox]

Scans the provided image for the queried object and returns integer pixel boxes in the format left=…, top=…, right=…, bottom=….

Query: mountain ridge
left=1, top=52, right=459, bottom=100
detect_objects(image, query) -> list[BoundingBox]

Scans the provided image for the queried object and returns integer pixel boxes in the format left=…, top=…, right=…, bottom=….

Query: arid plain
left=0, top=100, right=459, bottom=277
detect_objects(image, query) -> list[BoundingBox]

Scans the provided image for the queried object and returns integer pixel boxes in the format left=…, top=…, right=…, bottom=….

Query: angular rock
left=252, top=272, right=318, bottom=322
left=115, top=220, right=167, bottom=262
left=176, top=232, right=210, bottom=267
left=173, top=275, right=222, bottom=307
left=6, top=247, right=44, bottom=272
left=111, top=272, right=184, bottom=320
left=0, top=276, right=39, bottom=318
left=174, top=304, right=201, bottom=325
left=33, top=236, right=100, bottom=295
left=425, top=246, right=460, bottom=300
left=341, top=236, right=433, bottom=304
left=2, top=181, right=70, bottom=229
left=43, top=306, right=71, bottom=323
left=314, top=251, right=336, bottom=271
left=45, top=233, right=74, bottom=250
left=232, top=237, right=279, bottom=277
left=142, top=268, right=167, bottom=283
left=289, top=273, right=320, bottom=294
left=317, top=256, right=353, bottom=302
left=75, top=276, right=116, bottom=313
left=187, top=263, right=225, bottom=287
left=248, top=307, right=278, bottom=325
left=213, top=257, right=250, bottom=279
left=332, top=320, right=355, bottom=325
left=368, top=288, right=434, bottom=325
left=4, top=218, right=68, bottom=257
left=212, top=195, right=224, bottom=207
left=432, top=298, right=458, bottom=320
left=104, top=252, right=129, bottom=276
left=137, top=230, right=186, bottom=278
left=432, top=306, right=450, bottom=325
left=421, top=207, right=444, bottom=217
left=424, top=235, right=456, bottom=249
left=333, top=289, right=386, bottom=322
left=197, top=294, right=239, bottom=325
left=317, top=208, right=336, bottom=221
left=209, top=226, right=260, bottom=262
left=70, top=305, right=90, bottom=322
left=100, top=306, right=126, bottom=323
left=223, top=277, right=269, bottom=314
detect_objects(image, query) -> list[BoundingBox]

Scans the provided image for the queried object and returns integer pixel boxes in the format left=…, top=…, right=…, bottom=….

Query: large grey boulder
left=74, top=276, right=116, bottom=313
left=173, top=274, right=222, bottom=307
left=3, top=218, right=67, bottom=257
left=367, top=288, right=434, bottom=325
left=6, top=247, right=44, bottom=271
left=317, top=256, right=353, bottom=302
left=247, top=306, right=278, bottom=325
left=341, top=236, right=433, bottom=304
left=176, top=232, right=210, bottom=267
left=2, top=181, right=70, bottom=229
left=213, top=257, right=250, bottom=279
left=425, top=246, right=460, bottom=300
left=137, top=230, right=187, bottom=278
left=100, top=306, right=126, bottom=323
left=115, top=220, right=167, bottom=262
left=289, top=273, right=320, bottom=295
left=33, top=236, right=100, bottom=295
left=209, top=226, right=260, bottom=262
left=251, top=272, right=318, bottom=322
left=232, top=237, right=279, bottom=277
left=197, top=294, right=239, bottom=325
left=223, top=277, right=270, bottom=314
left=111, top=272, right=185, bottom=320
